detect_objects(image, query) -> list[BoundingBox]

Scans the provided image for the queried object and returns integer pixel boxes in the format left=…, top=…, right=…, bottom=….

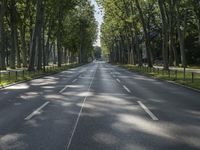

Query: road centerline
left=24, top=101, right=50, bottom=121
left=137, top=101, right=159, bottom=121
left=66, top=66, right=98, bottom=150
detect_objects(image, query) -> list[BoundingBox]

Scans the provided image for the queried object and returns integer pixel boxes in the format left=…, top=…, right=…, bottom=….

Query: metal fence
left=0, top=64, right=77, bottom=86
left=136, top=66, right=200, bottom=84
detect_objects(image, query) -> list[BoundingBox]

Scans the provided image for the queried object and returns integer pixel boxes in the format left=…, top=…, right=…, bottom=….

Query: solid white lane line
left=72, top=79, right=78, bottom=83
left=137, top=101, right=159, bottom=121
left=59, top=86, right=68, bottom=93
left=24, top=102, right=50, bottom=120
left=123, top=85, right=131, bottom=93
left=116, top=78, right=121, bottom=83
left=66, top=67, right=97, bottom=150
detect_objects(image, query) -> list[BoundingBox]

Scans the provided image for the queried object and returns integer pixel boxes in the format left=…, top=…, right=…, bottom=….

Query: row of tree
left=99, top=0, right=200, bottom=69
left=0, top=0, right=97, bottom=71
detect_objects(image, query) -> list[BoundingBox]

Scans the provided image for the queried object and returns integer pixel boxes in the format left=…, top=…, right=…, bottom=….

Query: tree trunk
left=20, top=24, right=28, bottom=67
left=135, top=0, right=153, bottom=67
left=158, top=0, right=169, bottom=70
left=176, top=2, right=187, bottom=67
left=28, top=0, right=43, bottom=71
left=57, top=8, right=63, bottom=67
left=0, top=0, right=6, bottom=70
left=10, top=0, right=18, bottom=69
left=198, top=19, right=200, bottom=45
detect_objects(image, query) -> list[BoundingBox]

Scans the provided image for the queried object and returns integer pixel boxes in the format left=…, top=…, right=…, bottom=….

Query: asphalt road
left=0, top=62, right=199, bottom=150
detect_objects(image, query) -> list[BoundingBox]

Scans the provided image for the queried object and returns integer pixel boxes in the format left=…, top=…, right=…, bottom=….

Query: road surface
left=0, top=62, right=199, bottom=150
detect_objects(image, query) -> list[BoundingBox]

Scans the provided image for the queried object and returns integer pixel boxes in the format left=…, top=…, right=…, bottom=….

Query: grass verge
left=119, top=64, right=200, bottom=91
left=0, top=63, right=81, bottom=87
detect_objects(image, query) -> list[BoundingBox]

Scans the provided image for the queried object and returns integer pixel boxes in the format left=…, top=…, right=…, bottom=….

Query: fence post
left=175, top=70, right=177, bottom=80
left=23, top=70, right=25, bottom=79
left=0, top=71, right=1, bottom=85
left=8, top=71, right=10, bottom=81
left=183, top=67, right=186, bottom=81
left=16, top=71, right=18, bottom=81
left=192, top=72, right=194, bottom=83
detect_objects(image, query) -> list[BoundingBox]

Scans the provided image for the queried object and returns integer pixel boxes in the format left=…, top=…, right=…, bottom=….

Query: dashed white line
left=72, top=79, right=78, bottom=83
left=116, top=78, right=121, bottom=83
left=137, top=101, right=159, bottom=121
left=24, top=101, right=50, bottom=120
left=66, top=67, right=97, bottom=150
left=59, top=85, right=68, bottom=93
left=123, top=85, right=131, bottom=93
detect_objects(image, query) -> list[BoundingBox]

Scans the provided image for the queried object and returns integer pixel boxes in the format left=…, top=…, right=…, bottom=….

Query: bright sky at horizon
left=90, top=0, right=104, bottom=47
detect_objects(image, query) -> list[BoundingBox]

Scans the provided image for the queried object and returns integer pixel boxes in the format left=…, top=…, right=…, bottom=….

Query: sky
left=90, top=0, right=104, bottom=47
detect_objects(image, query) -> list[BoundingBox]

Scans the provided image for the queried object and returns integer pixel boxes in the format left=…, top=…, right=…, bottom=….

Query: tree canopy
left=99, top=0, right=200, bottom=68
left=0, top=0, right=97, bottom=70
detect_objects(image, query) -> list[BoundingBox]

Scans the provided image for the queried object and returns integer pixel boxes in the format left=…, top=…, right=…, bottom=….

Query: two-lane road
left=0, top=62, right=199, bottom=150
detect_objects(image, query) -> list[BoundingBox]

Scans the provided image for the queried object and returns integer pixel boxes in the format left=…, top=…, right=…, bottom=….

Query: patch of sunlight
left=115, top=114, right=173, bottom=139
left=6, top=84, right=29, bottom=90
left=181, top=136, right=200, bottom=149
left=41, top=86, right=55, bottom=89
left=93, top=132, right=119, bottom=145
left=45, top=94, right=65, bottom=100
left=78, top=76, right=92, bottom=80
left=31, top=81, right=57, bottom=86
left=60, top=102, right=72, bottom=107
left=77, top=92, right=93, bottom=97
left=148, top=98, right=165, bottom=103
left=25, top=119, right=40, bottom=127
left=66, top=85, right=84, bottom=88
left=124, top=144, right=147, bottom=150
left=184, top=110, right=200, bottom=117
left=0, top=133, right=26, bottom=149
left=133, top=76, right=156, bottom=82
left=20, top=92, right=39, bottom=99
left=98, top=94, right=133, bottom=105
left=77, top=102, right=95, bottom=109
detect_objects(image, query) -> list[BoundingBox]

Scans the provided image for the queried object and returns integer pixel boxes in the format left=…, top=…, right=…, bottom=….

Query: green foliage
left=0, top=0, right=97, bottom=70
left=99, top=0, right=200, bottom=66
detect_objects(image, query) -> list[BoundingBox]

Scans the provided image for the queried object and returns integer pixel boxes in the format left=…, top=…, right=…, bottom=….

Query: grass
left=119, top=64, right=200, bottom=90
left=0, top=63, right=80, bottom=87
